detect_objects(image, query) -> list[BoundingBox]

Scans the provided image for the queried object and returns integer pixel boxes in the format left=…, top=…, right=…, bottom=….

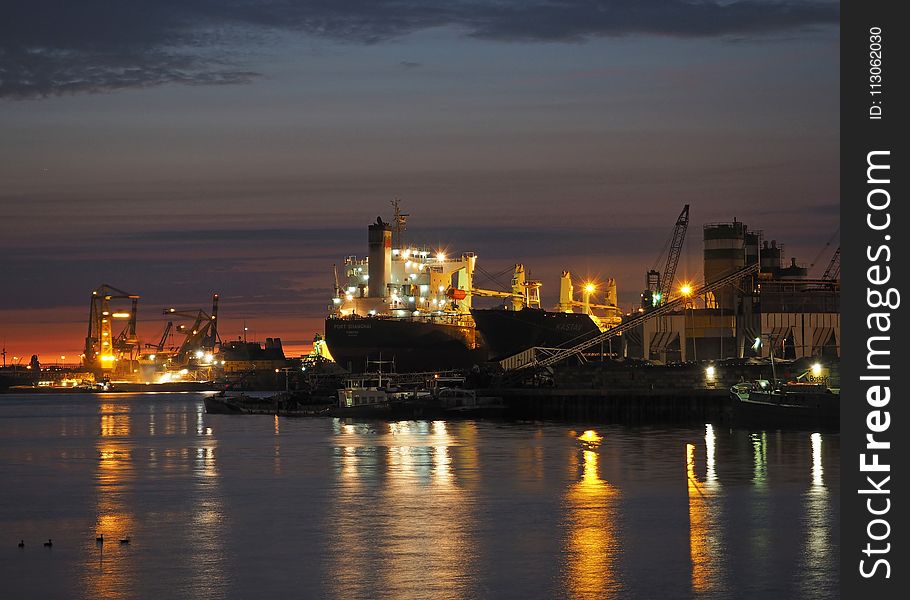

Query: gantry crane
left=642, top=205, right=690, bottom=308
left=83, top=284, right=141, bottom=374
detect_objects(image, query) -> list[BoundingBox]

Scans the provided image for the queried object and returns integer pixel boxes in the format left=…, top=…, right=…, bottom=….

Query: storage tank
left=367, top=217, right=392, bottom=298
left=760, top=240, right=783, bottom=275
left=704, top=221, right=747, bottom=311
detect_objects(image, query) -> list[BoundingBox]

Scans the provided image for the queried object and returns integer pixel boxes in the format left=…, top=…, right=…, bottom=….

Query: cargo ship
left=324, top=204, right=623, bottom=372
left=470, top=272, right=623, bottom=360
left=324, top=206, right=485, bottom=373
left=469, top=308, right=601, bottom=361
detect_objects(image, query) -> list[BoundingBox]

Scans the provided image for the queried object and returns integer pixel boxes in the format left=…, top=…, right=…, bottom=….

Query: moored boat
left=730, top=379, right=838, bottom=429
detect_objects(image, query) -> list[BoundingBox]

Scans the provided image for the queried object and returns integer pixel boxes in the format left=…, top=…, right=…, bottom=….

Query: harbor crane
left=162, top=294, right=220, bottom=366
left=821, top=246, right=840, bottom=281
left=83, top=284, right=141, bottom=374
left=145, top=321, right=174, bottom=353
left=642, top=204, right=690, bottom=308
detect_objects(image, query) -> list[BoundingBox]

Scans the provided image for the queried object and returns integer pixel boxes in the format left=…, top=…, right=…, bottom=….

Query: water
left=0, top=393, right=839, bottom=599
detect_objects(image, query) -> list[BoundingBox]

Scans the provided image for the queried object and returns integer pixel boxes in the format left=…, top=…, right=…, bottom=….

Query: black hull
left=731, top=393, right=839, bottom=430
left=470, top=308, right=601, bottom=360
left=325, top=317, right=484, bottom=373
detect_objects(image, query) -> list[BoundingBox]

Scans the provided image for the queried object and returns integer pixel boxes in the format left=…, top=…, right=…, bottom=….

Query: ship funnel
left=368, top=217, right=392, bottom=298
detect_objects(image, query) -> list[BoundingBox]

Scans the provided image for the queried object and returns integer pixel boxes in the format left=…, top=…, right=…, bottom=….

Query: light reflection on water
left=799, top=432, right=832, bottom=598
left=0, top=394, right=839, bottom=599
left=686, top=424, right=725, bottom=596
left=563, top=447, right=619, bottom=599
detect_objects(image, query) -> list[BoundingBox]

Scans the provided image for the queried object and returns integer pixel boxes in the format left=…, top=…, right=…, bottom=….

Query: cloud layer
left=2, top=1, right=839, bottom=98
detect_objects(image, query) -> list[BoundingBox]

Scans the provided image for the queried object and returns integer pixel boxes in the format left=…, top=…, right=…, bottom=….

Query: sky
left=0, top=0, right=840, bottom=362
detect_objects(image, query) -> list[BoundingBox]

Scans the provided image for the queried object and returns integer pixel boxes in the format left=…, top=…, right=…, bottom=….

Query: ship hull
left=325, top=317, right=484, bottom=373
left=731, top=392, right=839, bottom=430
left=470, top=308, right=601, bottom=360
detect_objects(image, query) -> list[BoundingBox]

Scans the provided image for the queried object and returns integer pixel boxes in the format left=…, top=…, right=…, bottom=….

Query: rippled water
left=0, top=393, right=839, bottom=599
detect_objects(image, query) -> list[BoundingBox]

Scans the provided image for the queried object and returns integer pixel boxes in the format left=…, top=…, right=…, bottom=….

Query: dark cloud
left=2, top=1, right=838, bottom=99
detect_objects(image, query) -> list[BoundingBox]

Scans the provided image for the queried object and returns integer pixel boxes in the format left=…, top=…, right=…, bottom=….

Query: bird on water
left=43, top=539, right=52, bottom=547
left=18, top=540, right=24, bottom=548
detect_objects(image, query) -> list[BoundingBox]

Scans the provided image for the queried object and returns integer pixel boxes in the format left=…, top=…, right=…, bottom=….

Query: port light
left=752, top=337, right=762, bottom=352
left=195, top=350, right=204, bottom=359
left=705, top=366, right=716, bottom=380
left=436, top=252, right=446, bottom=261
left=111, top=312, right=131, bottom=318
left=149, top=354, right=156, bottom=360
left=100, top=355, right=115, bottom=362
left=346, top=294, right=353, bottom=301
left=679, top=283, right=692, bottom=297
left=811, top=363, right=823, bottom=377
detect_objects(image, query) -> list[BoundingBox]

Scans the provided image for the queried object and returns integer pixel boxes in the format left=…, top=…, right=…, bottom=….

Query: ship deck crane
left=468, top=264, right=541, bottom=310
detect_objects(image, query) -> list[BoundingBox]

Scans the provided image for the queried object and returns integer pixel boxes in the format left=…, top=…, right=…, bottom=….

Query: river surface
left=0, top=392, right=838, bottom=599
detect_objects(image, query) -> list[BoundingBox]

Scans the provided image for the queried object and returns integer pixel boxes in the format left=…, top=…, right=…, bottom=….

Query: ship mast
left=391, top=198, right=409, bottom=249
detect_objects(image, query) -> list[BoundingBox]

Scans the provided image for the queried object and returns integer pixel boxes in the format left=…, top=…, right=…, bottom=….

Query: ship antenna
left=391, top=198, right=409, bottom=249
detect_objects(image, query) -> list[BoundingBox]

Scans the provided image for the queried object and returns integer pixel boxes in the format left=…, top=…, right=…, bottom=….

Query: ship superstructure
left=332, top=216, right=478, bottom=326
left=326, top=207, right=489, bottom=373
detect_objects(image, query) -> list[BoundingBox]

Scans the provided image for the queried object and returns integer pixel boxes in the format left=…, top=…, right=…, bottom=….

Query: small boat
left=18, top=540, right=24, bottom=548
left=334, top=385, right=394, bottom=416
left=96, top=533, right=104, bottom=543
left=333, top=364, right=401, bottom=417
left=119, top=537, right=130, bottom=545
left=203, top=393, right=246, bottom=414
left=730, top=379, right=838, bottom=429
left=436, top=388, right=505, bottom=416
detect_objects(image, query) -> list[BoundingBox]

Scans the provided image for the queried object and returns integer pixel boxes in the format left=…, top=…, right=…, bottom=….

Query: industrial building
left=625, top=220, right=839, bottom=362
